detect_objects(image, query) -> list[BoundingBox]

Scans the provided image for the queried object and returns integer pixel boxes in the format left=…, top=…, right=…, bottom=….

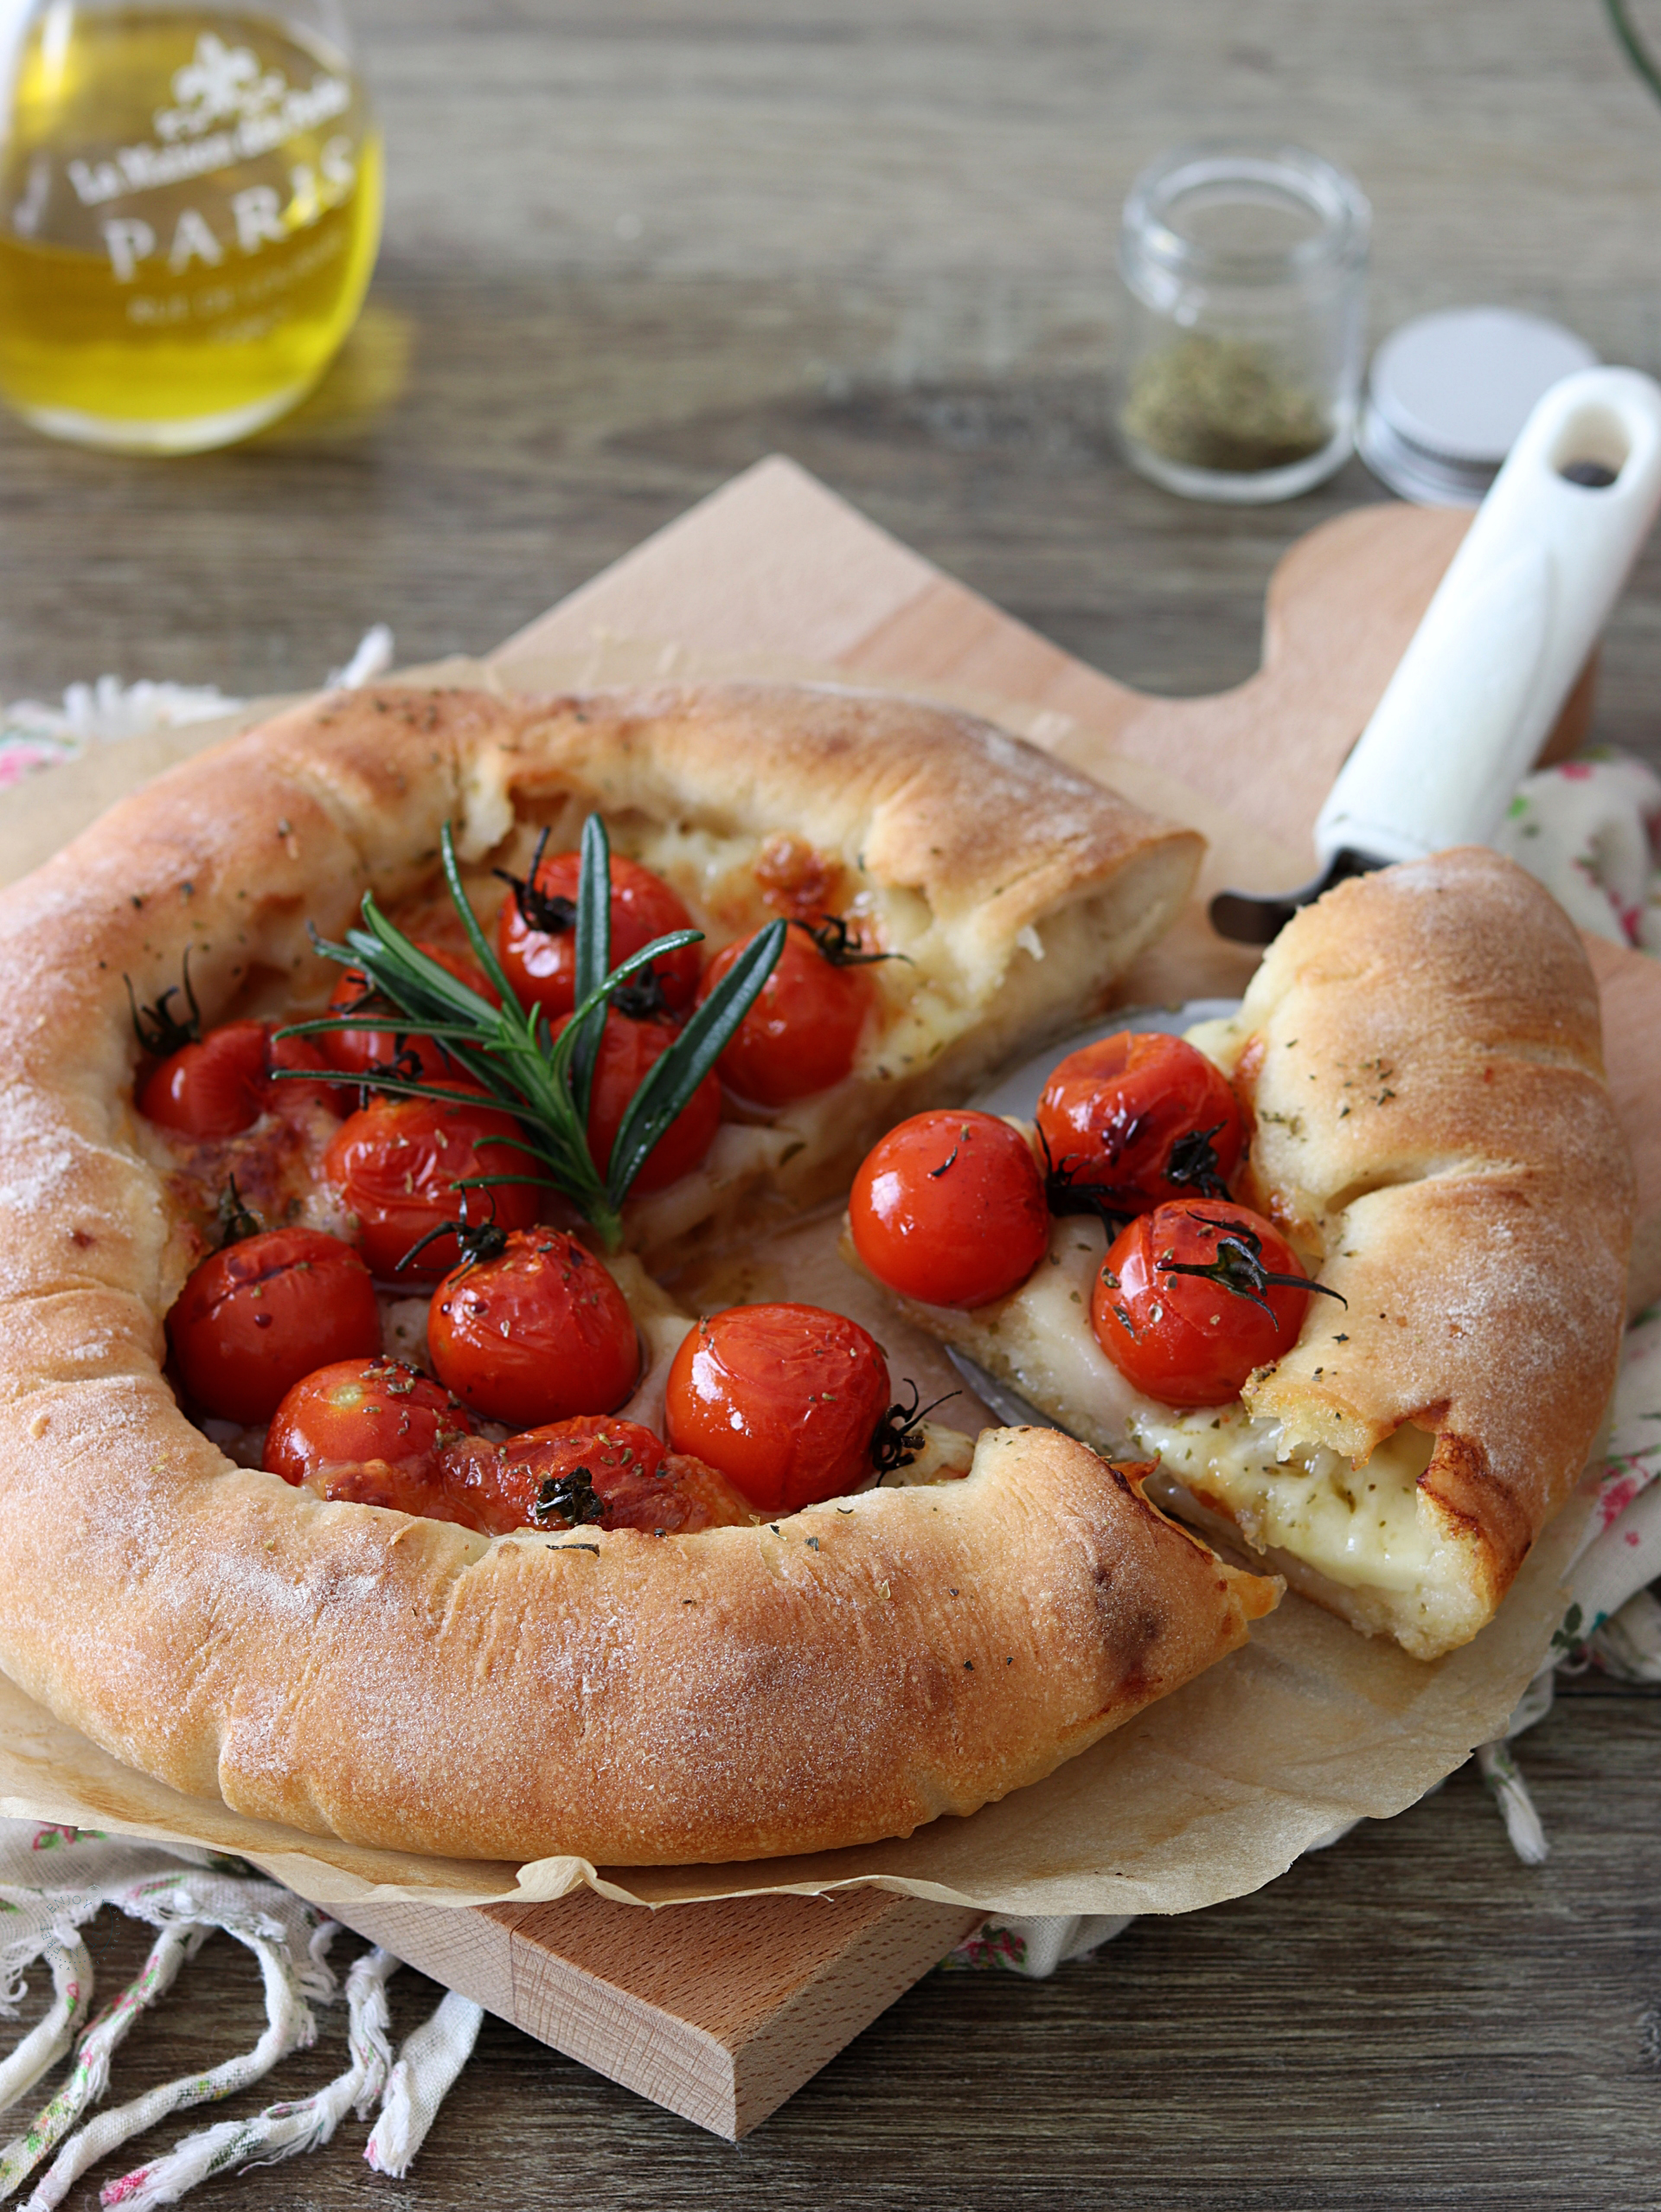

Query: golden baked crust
left=875, top=850, right=1634, bottom=1660
left=1207, top=848, right=1633, bottom=1649
left=0, top=678, right=1273, bottom=1863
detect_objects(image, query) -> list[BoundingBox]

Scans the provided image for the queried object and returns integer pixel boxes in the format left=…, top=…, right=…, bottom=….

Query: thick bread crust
left=503, top=681, right=1196, bottom=998
left=0, top=1356, right=1274, bottom=1860
left=1219, top=850, right=1633, bottom=1634
left=0, top=680, right=1259, bottom=1862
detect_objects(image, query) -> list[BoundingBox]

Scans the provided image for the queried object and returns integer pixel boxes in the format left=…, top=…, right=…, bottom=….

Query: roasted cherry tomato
left=438, top=1416, right=754, bottom=1536
left=323, top=1093, right=539, bottom=1278
left=263, top=1356, right=481, bottom=1510
left=1036, top=1031, right=1244, bottom=1215
left=664, top=1302, right=891, bottom=1513
left=322, top=941, right=497, bottom=1087
left=849, top=1109, right=1049, bottom=1308
left=551, top=1008, right=721, bottom=1193
left=1090, top=1198, right=1314, bottom=1408
left=497, top=849, right=701, bottom=1019
left=698, top=921, right=872, bottom=1106
left=168, top=1228, right=382, bottom=1422
left=426, top=1228, right=640, bottom=1427
left=138, top=1020, right=338, bottom=1138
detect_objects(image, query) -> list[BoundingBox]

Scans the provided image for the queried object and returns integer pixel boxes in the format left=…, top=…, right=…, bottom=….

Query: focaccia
left=0, top=677, right=1284, bottom=1864
left=880, top=851, right=1634, bottom=1660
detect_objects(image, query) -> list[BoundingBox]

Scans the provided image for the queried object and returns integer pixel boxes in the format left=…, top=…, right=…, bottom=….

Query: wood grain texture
left=1, top=0, right=1658, bottom=2201
left=333, top=1889, right=978, bottom=2138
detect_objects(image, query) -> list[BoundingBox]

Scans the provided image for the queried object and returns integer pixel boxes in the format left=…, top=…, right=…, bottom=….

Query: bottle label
left=0, top=16, right=382, bottom=432
left=65, top=33, right=353, bottom=208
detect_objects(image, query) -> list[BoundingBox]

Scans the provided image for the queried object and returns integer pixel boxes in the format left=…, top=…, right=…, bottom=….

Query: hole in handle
left=1549, top=401, right=1631, bottom=486
left=1559, top=458, right=1619, bottom=489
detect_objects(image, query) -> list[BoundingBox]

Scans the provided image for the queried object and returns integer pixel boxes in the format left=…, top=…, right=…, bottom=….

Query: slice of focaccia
left=0, top=676, right=1281, bottom=1867
left=878, top=850, right=1634, bottom=1661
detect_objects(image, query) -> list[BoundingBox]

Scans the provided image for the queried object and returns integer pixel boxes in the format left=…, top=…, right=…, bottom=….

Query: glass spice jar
left=1117, top=140, right=1369, bottom=503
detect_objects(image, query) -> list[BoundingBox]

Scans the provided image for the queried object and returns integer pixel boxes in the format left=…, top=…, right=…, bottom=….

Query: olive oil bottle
left=0, top=4, right=382, bottom=451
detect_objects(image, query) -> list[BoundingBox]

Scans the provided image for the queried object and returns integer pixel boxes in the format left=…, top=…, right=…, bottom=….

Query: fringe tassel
left=14, top=1914, right=317, bottom=2211
left=97, top=1948, right=401, bottom=2211
left=0, top=1938, right=93, bottom=2123
left=365, top=1991, right=484, bottom=2178
left=1477, top=1739, right=1550, bottom=1867
left=0, top=1921, right=203, bottom=2201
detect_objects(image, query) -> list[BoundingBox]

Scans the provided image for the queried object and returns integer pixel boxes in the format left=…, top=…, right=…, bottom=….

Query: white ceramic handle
left=1314, top=366, right=1661, bottom=868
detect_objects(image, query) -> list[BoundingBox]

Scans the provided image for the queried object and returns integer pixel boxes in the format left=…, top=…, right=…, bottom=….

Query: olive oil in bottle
left=0, top=5, right=382, bottom=451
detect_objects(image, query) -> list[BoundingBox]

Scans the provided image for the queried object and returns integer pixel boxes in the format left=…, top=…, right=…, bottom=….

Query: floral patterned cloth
left=1493, top=750, right=1661, bottom=951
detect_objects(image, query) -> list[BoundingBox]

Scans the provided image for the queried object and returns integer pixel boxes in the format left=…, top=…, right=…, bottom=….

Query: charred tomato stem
left=1037, top=1127, right=1135, bottom=1233
left=1160, top=1122, right=1232, bottom=1201
left=869, top=1382, right=959, bottom=1480
left=126, top=949, right=202, bottom=1058
left=610, top=969, right=674, bottom=1023
left=1156, top=1214, right=1348, bottom=1322
left=797, top=914, right=907, bottom=969
left=531, top=1465, right=606, bottom=1529
left=215, top=1176, right=261, bottom=1248
left=493, top=826, right=578, bottom=936
left=394, top=1196, right=510, bottom=1278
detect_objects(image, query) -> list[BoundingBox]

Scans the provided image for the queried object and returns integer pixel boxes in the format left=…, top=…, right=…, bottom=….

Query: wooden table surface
left=3, top=3, right=1660, bottom=2204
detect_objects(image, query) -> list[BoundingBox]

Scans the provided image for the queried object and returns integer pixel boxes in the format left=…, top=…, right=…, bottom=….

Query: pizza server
left=953, top=366, right=1661, bottom=1427
left=1210, top=363, right=1661, bottom=943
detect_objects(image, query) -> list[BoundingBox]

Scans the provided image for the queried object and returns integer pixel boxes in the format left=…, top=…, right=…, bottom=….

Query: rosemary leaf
left=605, top=918, right=787, bottom=1203
left=570, top=813, right=612, bottom=1125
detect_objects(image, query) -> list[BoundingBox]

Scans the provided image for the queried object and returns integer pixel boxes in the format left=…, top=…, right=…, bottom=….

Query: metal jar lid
left=1358, top=306, right=1599, bottom=505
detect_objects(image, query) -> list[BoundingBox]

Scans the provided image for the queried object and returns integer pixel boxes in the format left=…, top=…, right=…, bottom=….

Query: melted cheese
left=944, top=1216, right=1438, bottom=1597
left=1126, top=1407, right=1434, bottom=1593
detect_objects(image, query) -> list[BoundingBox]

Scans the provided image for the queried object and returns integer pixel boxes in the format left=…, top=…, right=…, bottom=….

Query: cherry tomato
left=1090, top=1198, right=1313, bottom=1408
left=849, top=1110, right=1049, bottom=1308
left=138, top=1020, right=339, bottom=1138
left=426, top=1229, right=639, bottom=1427
left=263, top=1357, right=481, bottom=1511
left=497, top=850, right=701, bottom=1019
left=1036, top=1032, right=1244, bottom=1214
left=322, top=941, right=497, bottom=1087
left=664, top=1302, right=891, bottom=1513
left=323, top=1093, right=540, bottom=1278
left=552, top=1009, right=721, bottom=1193
left=437, top=1416, right=754, bottom=1536
left=698, top=922, right=871, bottom=1106
left=168, top=1228, right=382, bottom=1422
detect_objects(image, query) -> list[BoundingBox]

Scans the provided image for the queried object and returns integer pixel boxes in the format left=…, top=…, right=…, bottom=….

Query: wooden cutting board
left=332, top=455, right=1661, bottom=2138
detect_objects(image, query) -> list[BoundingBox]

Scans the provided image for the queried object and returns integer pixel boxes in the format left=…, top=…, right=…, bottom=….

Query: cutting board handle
left=1313, top=366, right=1661, bottom=868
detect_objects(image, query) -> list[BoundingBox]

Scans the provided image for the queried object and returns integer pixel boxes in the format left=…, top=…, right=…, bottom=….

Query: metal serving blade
left=944, top=1347, right=1072, bottom=1433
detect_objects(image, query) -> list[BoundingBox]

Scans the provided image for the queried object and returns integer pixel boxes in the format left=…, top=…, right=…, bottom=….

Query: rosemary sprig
left=279, top=817, right=785, bottom=1252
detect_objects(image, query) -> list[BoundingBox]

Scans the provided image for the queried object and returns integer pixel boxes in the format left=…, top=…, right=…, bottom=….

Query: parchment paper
left=0, top=643, right=1592, bottom=1916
